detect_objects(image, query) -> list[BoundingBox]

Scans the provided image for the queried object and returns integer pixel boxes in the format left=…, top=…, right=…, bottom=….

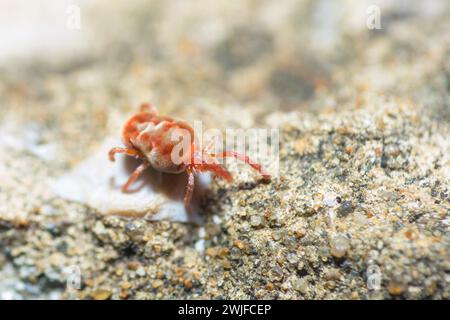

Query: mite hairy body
left=109, top=103, right=270, bottom=205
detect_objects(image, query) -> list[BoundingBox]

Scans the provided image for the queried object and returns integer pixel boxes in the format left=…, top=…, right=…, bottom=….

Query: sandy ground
left=0, top=0, right=449, bottom=299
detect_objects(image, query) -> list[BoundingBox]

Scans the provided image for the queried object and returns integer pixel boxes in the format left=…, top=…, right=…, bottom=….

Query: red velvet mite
left=109, top=103, right=270, bottom=205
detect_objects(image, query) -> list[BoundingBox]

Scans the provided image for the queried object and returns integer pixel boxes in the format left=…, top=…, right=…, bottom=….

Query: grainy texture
left=0, top=0, right=449, bottom=299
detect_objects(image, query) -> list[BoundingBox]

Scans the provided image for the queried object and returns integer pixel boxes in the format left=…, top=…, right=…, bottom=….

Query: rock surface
left=0, top=0, right=449, bottom=299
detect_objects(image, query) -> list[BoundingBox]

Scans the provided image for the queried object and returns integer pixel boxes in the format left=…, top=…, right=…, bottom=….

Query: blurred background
left=0, top=0, right=449, bottom=300
left=1, top=0, right=448, bottom=112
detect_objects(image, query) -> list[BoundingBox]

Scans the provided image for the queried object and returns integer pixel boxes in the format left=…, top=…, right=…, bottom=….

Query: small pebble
left=250, top=215, right=264, bottom=227
left=388, top=278, right=406, bottom=296
left=136, top=266, right=146, bottom=277
left=323, top=193, right=339, bottom=207
left=234, top=240, right=245, bottom=250
left=425, top=278, right=437, bottom=296
left=152, top=280, right=164, bottom=289
left=223, top=259, right=231, bottom=269
left=337, top=201, right=354, bottom=217
left=121, top=282, right=132, bottom=290
left=330, top=235, right=350, bottom=258
left=119, top=289, right=129, bottom=299
left=212, top=215, right=222, bottom=224
left=269, top=265, right=284, bottom=282
left=293, top=278, right=308, bottom=294
left=46, top=223, right=62, bottom=237
left=195, top=239, right=205, bottom=253
left=92, top=289, right=112, bottom=300
left=127, top=261, right=141, bottom=270
left=183, top=279, right=193, bottom=290
left=287, top=253, right=298, bottom=264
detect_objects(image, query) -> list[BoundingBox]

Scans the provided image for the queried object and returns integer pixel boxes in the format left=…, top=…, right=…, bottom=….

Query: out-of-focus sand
left=0, top=0, right=449, bottom=299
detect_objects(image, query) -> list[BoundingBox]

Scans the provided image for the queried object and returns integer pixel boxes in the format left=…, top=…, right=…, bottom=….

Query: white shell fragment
left=51, top=138, right=210, bottom=223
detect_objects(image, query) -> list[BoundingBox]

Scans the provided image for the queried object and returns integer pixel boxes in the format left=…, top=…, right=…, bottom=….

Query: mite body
left=109, top=103, right=270, bottom=205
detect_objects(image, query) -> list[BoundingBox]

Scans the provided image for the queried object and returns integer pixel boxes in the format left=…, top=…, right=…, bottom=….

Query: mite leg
left=139, top=102, right=158, bottom=115
left=109, top=147, right=144, bottom=162
left=184, top=169, right=195, bottom=205
left=199, top=162, right=233, bottom=182
left=213, top=151, right=271, bottom=180
left=122, top=161, right=151, bottom=192
left=203, top=135, right=220, bottom=154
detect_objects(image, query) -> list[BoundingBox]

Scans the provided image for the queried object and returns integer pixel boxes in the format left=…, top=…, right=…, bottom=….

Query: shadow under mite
left=109, top=156, right=209, bottom=219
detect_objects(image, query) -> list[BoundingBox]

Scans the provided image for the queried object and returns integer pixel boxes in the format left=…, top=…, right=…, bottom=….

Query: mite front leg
left=184, top=169, right=195, bottom=205
left=122, top=160, right=151, bottom=192
left=213, top=151, right=271, bottom=180
left=139, top=102, right=158, bottom=115
left=200, top=162, right=233, bottom=182
left=109, top=147, right=144, bottom=162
